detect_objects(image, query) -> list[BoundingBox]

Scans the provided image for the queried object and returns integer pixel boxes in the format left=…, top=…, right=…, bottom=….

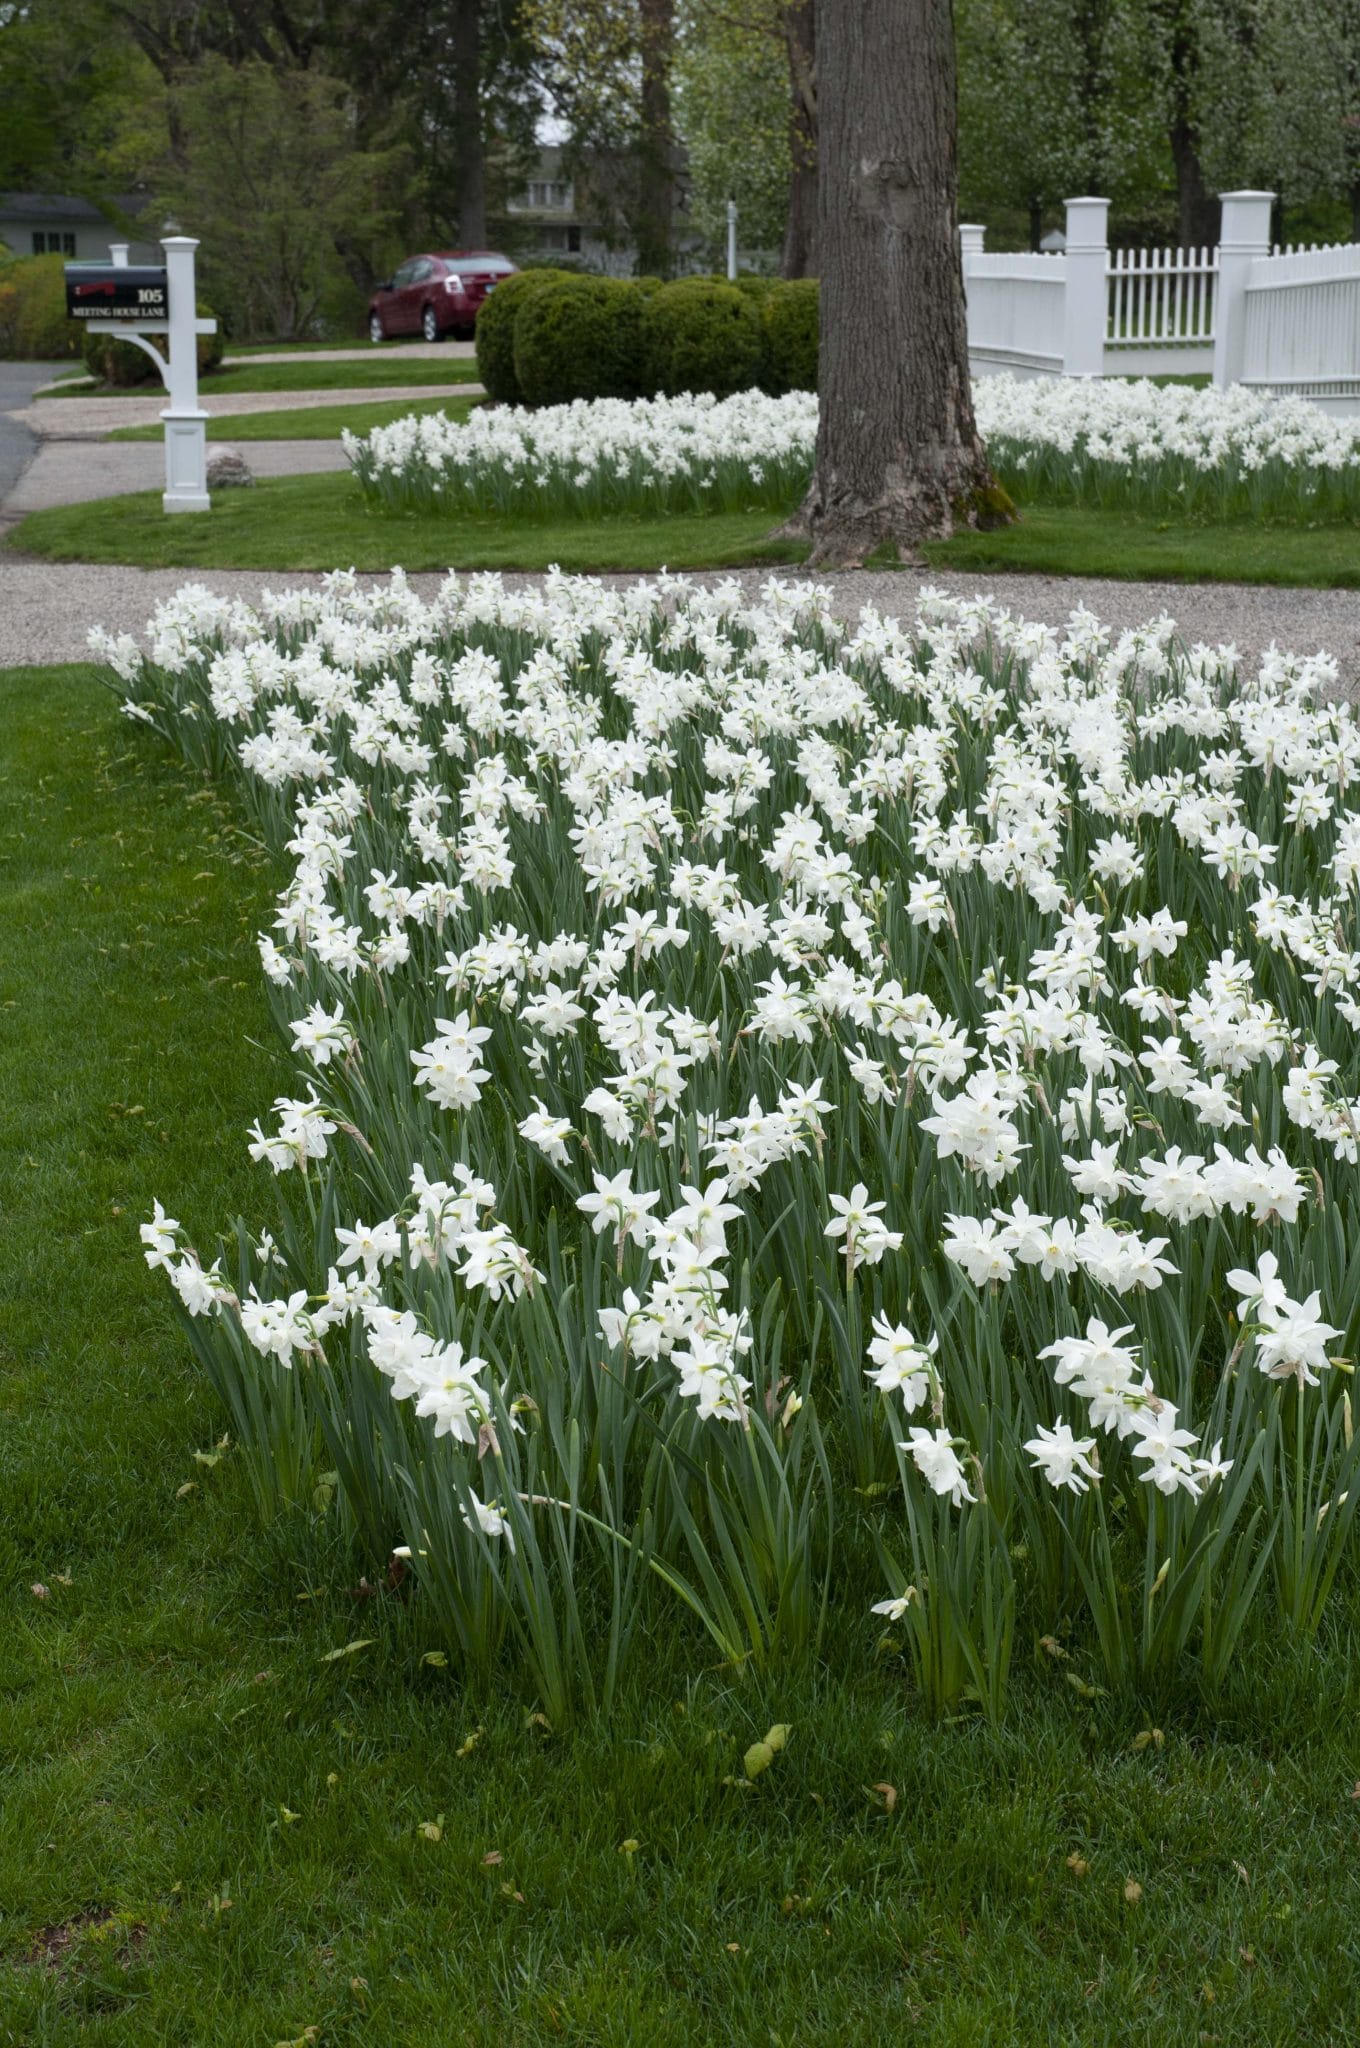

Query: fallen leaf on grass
left=744, top=1723, right=792, bottom=1780
left=320, top=1639, right=375, bottom=1663
left=481, top=1850, right=503, bottom=1867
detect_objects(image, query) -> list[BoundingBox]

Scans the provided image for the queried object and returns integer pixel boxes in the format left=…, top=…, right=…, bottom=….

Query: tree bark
left=451, top=0, right=487, bottom=247
left=779, top=0, right=818, bottom=277
left=1169, top=116, right=1216, bottom=250
left=797, top=0, right=1010, bottom=567
left=636, top=0, right=675, bottom=275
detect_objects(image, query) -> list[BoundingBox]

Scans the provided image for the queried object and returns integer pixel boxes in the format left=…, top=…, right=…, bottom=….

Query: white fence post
left=109, top=243, right=129, bottom=269
left=1062, top=197, right=1109, bottom=377
left=959, top=222, right=985, bottom=294
left=160, top=234, right=211, bottom=514
left=1212, top=191, right=1274, bottom=388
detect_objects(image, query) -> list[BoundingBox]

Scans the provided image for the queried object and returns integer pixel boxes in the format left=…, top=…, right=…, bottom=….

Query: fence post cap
left=1063, top=197, right=1110, bottom=249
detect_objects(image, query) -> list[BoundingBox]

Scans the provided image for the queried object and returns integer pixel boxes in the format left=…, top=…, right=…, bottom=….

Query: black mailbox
left=65, top=263, right=169, bottom=322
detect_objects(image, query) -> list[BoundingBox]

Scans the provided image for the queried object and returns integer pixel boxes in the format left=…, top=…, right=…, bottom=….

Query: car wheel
left=421, top=306, right=441, bottom=344
left=369, top=312, right=385, bottom=344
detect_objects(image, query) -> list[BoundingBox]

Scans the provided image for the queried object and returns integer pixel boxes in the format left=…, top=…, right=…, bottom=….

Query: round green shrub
left=475, top=269, right=571, bottom=405
left=761, top=279, right=818, bottom=394
left=512, top=276, right=652, bottom=409
left=0, top=254, right=83, bottom=359
left=83, top=303, right=224, bottom=386
left=643, top=279, right=764, bottom=399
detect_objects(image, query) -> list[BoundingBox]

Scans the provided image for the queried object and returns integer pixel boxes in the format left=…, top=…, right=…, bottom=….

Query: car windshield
left=449, top=260, right=513, bottom=278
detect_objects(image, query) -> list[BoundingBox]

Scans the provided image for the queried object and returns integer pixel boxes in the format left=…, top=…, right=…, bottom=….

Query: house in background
left=502, top=146, right=705, bottom=276
left=0, top=192, right=161, bottom=263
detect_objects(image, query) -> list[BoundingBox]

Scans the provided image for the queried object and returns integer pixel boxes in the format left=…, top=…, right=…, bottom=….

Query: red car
left=368, top=252, right=517, bottom=343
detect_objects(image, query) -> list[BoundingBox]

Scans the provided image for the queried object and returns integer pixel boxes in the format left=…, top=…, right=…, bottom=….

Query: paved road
left=0, top=363, right=53, bottom=510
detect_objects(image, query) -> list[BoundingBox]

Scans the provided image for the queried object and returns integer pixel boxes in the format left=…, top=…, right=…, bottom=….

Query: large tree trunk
left=797, top=0, right=1010, bottom=567
left=780, top=0, right=818, bottom=277
left=451, top=0, right=487, bottom=247
left=636, top=0, right=675, bottom=275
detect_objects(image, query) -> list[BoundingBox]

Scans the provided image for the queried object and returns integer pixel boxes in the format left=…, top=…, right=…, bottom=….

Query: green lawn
left=4, top=663, right=1360, bottom=2045
left=926, top=503, right=1360, bottom=587
left=3, top=475, right=806, bottom=573
left=108, top=394, right=484, bottom=445
left=7, top=473, right=1360, bottom=585
left=39, top=356, right=482, bottom=400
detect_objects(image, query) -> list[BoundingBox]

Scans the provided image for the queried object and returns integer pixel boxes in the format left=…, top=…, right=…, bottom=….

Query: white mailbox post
left=78, top=234, right=216, bottom=513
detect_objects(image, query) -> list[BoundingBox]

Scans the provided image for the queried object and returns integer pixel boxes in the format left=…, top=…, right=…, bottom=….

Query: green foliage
left=0, top=254, right=83, bottom=360
left=144, top=58, right=411, bottom=342
left=82, top=303, right=224, bottom=386
left=7, top=663, right=1360, bottom=2041
left=643, top=278, right=764, bottom=398
left=673, top=0, right=791, bottom=260
left=475, top=267, right=571, bottom=404
left=761, top=279, right=818, bottom=393
left=513, top=275, right=654, bottom=407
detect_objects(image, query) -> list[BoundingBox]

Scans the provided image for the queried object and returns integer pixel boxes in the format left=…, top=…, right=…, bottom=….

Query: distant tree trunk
left=795, top=0, right=1011, bottom=567
left=451, top=0, right=487, bottom=246
left=780, top=0, right=818, bottom=277
left=1028, top=194, right=1043, bottom=250
left=1165, top=10, right=1216, bottom=249
left=636, top=0, right=675, bottom=274
left=1169, top=116, right=1216, bottom=248
left=1351, top=175, right=1360, bottom=244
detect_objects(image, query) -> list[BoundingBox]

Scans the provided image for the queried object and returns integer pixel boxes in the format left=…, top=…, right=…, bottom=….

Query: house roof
left=0, top=191, right=150, bottom=223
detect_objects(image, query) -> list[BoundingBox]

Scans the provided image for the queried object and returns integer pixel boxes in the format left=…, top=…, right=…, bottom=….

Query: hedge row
left=83, top=310, right=223, bottom=386
left=476, top=272, right=818, bottom=408
left=0, top=254, right=84, bottom=360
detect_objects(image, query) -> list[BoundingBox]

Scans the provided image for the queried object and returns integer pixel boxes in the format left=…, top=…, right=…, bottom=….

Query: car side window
left=391, top=261, right=416, bottom=289
left=410, top=259, right=434, bottom=284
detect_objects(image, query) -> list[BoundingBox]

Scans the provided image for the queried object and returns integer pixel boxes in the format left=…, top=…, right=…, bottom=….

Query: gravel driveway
left=2, top=557, right=1357, bottom=689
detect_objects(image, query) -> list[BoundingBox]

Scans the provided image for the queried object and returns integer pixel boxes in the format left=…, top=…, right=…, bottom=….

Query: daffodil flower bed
left=95, top=572, right=1360, bottom=1723
left=344, top=380, right=1360, bottom=526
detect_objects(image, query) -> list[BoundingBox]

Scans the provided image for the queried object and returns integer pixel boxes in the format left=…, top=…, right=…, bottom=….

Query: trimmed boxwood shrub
left=643, top=278, right=764, bottom=399
left=0, top=254, right=83, bottom=359
left=475, top=268, right=571, bottom=405
left=83, top=304, right=224, bottom=386
left=512, top=276, right=653, bottom=409
left=762, top=279, right=818, bottom=394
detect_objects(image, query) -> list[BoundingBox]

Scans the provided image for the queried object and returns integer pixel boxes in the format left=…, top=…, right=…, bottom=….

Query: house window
left=31, top=231, right=77, bottom=254
left=523, top=180, right=573, bottom=210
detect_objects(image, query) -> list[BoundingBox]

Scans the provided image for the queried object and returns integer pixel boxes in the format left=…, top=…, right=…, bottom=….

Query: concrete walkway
left=0, top=439, right=351, bottom=527
left=2, top=559, right=1356, bottom=686
left=222, top=341, right=478, bottom=367
left=15, top=383, right=476, bottom=439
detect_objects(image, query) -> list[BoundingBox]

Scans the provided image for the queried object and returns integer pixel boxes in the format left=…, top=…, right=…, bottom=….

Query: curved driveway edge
left=1, top=556, right=1356, bottom=693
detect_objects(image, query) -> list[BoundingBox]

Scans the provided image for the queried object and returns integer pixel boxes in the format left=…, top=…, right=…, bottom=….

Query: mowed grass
left=7, top=471, right=1360, bottom=585
left=5, top=663, right=1360, bottom=2044
left=108, top=394, right=485, bottom=445
left=39, top=355, right=482, bottom=400
left=926, top=503, right=1360, bottom=586
left=2, top=475, right=806, bottom=574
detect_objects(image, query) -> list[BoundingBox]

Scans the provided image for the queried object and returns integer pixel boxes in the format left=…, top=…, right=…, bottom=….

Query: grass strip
left=37, top=356, right=482, bottom=400
left=3, top=476, right=806, bottom=573
left=107, top=395, right=485, bottom=445
left=3, top=663, right=1360, bottom=2045
left=925, top=504, right=1360, bottom=586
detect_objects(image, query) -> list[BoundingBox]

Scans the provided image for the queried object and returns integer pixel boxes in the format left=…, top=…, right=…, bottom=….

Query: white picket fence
left=962, top=192, right=1360, bottom=414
